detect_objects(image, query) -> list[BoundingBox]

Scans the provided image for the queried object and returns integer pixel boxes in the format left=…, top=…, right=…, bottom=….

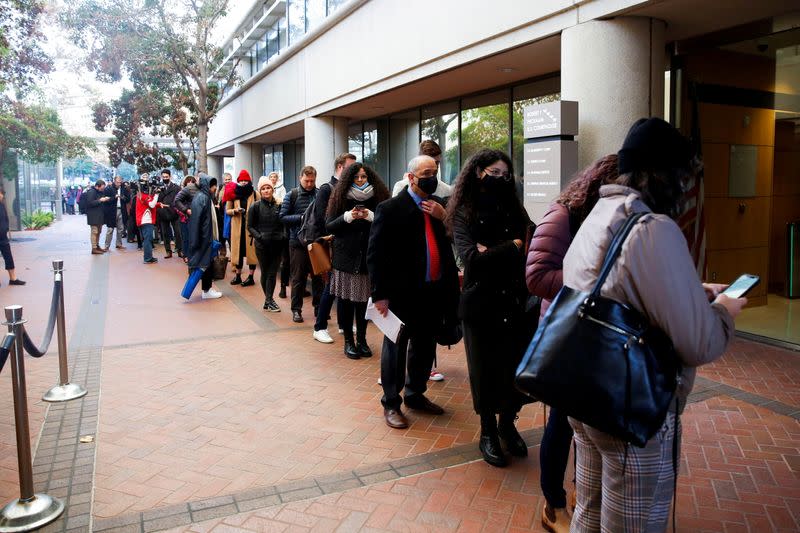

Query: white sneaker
left=313, top=329, right=334, bottom=344
left=429, top=370, right=445, bottom=382
left=201, top=288, right=222, bottom=299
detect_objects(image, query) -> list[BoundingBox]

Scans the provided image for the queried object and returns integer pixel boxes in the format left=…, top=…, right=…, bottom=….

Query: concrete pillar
left=561, top=17, right=666, bottom=169
left=207, top=155, right=223, bottom=180
left=304, top=116, right=349, bottom=180
left=233, top=143, right=263, bottom=180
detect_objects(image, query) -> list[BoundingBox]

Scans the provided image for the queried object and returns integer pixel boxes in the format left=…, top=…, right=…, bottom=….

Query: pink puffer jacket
left=525, top=202, right=572, bottom=319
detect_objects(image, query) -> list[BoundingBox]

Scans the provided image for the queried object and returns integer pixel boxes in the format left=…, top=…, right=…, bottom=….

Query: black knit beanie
left=617, top=117, right=693, bottom=175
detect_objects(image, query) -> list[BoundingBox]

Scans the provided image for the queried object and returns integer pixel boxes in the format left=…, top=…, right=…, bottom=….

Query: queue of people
left=69, top=117, right=746, bottom=533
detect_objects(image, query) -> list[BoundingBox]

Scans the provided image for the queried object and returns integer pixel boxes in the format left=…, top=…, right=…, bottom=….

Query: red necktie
left=424, top=212, right=441, bottom=281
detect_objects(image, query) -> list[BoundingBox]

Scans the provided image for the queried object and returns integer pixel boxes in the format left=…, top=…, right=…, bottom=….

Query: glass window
left=267, top=22, right=280, bottom=61
left=279, top=11, right=288, bottom=50
left=348, top=123, right=363, bottom=161
left=388, top=110, right=419, bottom=188
left=363, top=119, right=389, bottom=180
left=460, top=90, right=510, bottom=166
left=421, top=101, right=459, bottom=184
left=256, top=35, right=268, bottom=71
left=327, top=0, right=348, bottom=14
left=306, top=0, right=326, bottom=32
left=264, top=146, right=274, bottom=173
left=287, top=0, right=305, bottom=46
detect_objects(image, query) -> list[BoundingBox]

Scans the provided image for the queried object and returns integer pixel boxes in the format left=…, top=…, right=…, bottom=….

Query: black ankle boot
left=356, top=337, right=372, bottom=357
left=230, top=274, right=242, bottom=285
left=499, top=413, right=528, bottom=457
left=479, top=433, right=507, bottom=467
left=240, top=275, right=255, bottom=287
left=344, top=334, right=360, bottom=359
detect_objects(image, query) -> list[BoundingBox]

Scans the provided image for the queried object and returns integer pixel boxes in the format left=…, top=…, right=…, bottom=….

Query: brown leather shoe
left=91, top=248, right=104, bottom=255
left=384, top=408, right=408, bottom=429
left=404, top=395, right=444, bottom=415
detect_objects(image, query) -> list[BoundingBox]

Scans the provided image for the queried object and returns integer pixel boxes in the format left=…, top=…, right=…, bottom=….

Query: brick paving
left=0, top=216, right=797, bottom=532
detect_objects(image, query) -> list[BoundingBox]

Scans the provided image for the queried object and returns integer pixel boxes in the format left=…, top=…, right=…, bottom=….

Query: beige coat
left=226, top=193, right=258, bottom=267
left=562, top=185, right=735, bottom=411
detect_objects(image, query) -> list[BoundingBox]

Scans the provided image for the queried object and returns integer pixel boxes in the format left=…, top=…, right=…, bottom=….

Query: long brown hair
left=326, top=163, right=390, bottom=217
left=557, top=154, right=618, bottom=223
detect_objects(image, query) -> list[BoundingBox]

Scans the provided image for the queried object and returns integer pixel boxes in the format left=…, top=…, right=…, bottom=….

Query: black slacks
left=288, top=244, right=323, bottom=312
left=200, top=266, right=214, bottom=291
left=255, top=242, right=282, bottom=301
left=159, top=217, right=182, bottom=253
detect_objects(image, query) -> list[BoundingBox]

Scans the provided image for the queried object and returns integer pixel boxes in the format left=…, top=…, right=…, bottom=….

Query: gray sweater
left=563, top=184, right=735, bottom=412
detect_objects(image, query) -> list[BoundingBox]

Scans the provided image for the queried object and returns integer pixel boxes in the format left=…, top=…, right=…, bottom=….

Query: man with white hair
left=367, top=155, right=460, bottom=429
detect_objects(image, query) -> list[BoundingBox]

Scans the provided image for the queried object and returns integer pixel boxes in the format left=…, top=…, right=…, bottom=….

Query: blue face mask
left=353, top=180, right=370, bottom=191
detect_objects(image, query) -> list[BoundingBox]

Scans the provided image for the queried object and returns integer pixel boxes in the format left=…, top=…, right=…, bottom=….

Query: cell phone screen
left=722, top=274, right=760, bottom=298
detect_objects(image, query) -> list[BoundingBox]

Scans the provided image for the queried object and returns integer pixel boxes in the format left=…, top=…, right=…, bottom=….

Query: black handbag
left=515, top=212, right=680, bottom=447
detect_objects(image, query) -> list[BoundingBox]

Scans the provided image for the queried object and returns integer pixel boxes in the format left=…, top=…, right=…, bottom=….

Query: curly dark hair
left=327, top=162, right=390, bottom=217
left=557, top=154, right=618, bottom=223
left=445, top=149, right=530, bottom=232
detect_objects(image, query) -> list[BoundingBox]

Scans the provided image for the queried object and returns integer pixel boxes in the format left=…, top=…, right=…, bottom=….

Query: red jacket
left=135, top=193, right=159, bottom=226
left=525, top=202, right=571, bottom=318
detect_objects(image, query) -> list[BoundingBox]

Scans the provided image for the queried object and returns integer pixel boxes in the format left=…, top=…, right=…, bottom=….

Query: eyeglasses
left=483, top=167, right=512, bottom=181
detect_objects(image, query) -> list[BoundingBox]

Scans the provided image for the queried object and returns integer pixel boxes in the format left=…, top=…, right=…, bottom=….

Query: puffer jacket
left=525, top=202, right=571, bottom=318
left=173, top=183, right=199, bottom=216
left=247, top=198, right=285, bottom=246
left=562, top=184, right=735, bottom=412
left=279, top=186, right=317, bottom=246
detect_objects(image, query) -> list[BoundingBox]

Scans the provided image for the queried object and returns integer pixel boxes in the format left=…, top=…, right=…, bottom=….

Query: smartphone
left=721, top=274, right=760, bottom=298
left=353, top=205, right=366, bottom=211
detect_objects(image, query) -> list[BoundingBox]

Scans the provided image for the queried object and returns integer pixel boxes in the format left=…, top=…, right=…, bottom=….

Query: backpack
left=290, top=188, right=320, bottom=246
left=78, top=189, right=89, bottom=213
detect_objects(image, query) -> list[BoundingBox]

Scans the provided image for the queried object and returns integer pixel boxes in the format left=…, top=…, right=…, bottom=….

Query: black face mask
left=481, top=174, right=511, bottom=192
left=163, top=179, right=170, bottom=184
left=416, top=176, right=438, bottom=195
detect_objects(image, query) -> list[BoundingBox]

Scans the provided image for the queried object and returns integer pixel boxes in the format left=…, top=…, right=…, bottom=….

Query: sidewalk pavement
left=0, top=215, right=798, bottom=532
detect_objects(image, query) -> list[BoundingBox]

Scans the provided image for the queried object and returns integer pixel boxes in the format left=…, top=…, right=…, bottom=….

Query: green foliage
left=0, top=0, right=52, bottom=95
left=21, top=209, right=55, bottom=230
left=62, top=0, right=240, bottom=173
left=1, top=148, right=16, bottom=183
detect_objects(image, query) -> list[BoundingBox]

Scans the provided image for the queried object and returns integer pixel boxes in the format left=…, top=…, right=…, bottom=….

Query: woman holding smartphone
left=226, top=170, right=258, bottom=286
left=326, top=163, right=390, bottom=359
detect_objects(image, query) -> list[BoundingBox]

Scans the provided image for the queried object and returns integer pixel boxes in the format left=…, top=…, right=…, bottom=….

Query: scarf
left=235, top=181, right=254, bottom=200
left=347, top=184, right=374, bottom=203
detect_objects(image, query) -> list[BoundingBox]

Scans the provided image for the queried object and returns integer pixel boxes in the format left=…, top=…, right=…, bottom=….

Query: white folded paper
left=365, top=298, right=404, bottom=343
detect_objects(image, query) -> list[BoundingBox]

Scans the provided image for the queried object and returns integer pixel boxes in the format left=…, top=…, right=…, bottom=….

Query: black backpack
left=290, top=188, right=320, bottom=246
left=78, top=188, right=90, bottom=213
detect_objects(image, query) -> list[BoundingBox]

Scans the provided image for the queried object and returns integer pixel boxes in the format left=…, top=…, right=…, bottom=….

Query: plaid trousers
left=569, top=413, right=680, bottom=533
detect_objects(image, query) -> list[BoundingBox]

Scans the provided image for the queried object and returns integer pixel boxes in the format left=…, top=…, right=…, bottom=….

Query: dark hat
left=617, top=118, right=693, bottom=175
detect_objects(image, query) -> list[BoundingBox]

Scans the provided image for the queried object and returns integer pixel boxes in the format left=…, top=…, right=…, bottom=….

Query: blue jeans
left=140, top=223, right=154, bottom=262
left=539, top=406, right=574, bottom=508
left=180, top=221, right=189, bottom=257
left=314, top=278, right=338, bottom=332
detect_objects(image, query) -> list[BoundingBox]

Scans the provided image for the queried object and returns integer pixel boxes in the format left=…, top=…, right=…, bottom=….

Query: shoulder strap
left=590, top=212, right=647, bottom=299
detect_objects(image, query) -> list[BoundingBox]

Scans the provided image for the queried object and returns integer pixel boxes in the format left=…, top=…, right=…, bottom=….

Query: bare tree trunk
left=197, top=121, right=208, bottom=173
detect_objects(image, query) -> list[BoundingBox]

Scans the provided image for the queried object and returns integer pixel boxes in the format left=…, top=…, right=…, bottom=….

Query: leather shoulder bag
left=515, top=212, right=680, bottom=447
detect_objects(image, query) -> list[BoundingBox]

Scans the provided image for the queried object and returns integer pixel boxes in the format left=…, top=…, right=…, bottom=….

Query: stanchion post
left=43, top=260, right=87, bottom=403
left=0, top=305, right=64, bottom=532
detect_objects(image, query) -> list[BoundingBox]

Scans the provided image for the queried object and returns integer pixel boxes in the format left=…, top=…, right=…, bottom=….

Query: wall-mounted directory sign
left=523, top=101, right=579, bottom=223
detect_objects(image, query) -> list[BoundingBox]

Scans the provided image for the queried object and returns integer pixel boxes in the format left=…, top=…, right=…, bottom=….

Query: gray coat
left=562, top=185, right=735, bottom=411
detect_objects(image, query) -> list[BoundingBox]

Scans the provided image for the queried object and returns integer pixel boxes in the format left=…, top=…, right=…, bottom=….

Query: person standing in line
left=136, top=178, right=161, bottom=264
left=0, top=188, right=25, bottom=286
left=565, top=118, right=746, bottom=532
left=312, top=152, right=357, bottom=344
left=226, top=170, right=258, bottom=286
left=248, top=177, right=285, bottom=311
left=188, top=174, right=223, bottom=300
left=268, top=172, right=286, bottom=201
left=526, top=154, right=618, bottom=533
left=280, top=165, right=323, bottom=323
left=447, top=149, right=535, bottom=468
left=267, top=171, right=291, bottom=299
left=217, top=172, right=233, bottom=257
left=367, top=155, right=459, bottom=429
left=85, top=179, right=111, bottom=255
left=102, top=175, right=130, bottom=251
left=174, top=175, right=199, bottom=263
left=392, top=140, right=451, bottom=382
left=326, top=162, right=389, bottom=358
left=156, top=169, right=182, bottom=259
